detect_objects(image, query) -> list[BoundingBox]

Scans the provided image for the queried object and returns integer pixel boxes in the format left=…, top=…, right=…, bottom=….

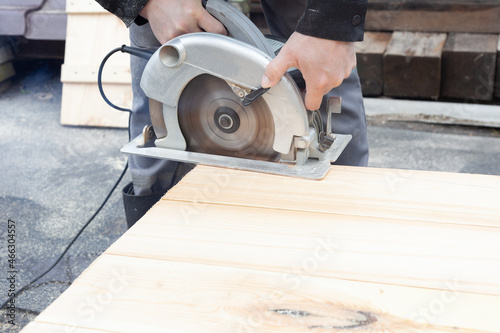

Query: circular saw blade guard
left=125, top=0, right=351, bottom=179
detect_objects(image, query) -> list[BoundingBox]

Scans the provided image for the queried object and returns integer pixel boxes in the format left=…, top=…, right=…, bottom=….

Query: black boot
left=122, top=182, right=166, bottom=228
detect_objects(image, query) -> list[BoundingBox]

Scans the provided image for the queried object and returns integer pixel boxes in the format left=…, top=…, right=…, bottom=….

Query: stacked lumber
left=21, top=165, right=500, bottom=332
left=356, top=32, right=500, bottom=100
left=60, top=0, right=130, bottom=128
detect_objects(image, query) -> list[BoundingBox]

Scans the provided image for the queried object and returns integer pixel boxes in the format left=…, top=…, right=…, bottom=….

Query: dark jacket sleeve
left=95, top=0, right=149, bottom=27
left=295, top=0, right=368, bottom=41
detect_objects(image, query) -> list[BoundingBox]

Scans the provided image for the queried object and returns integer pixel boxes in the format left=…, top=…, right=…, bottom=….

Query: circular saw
left=120, top=0, right=352, bottom=180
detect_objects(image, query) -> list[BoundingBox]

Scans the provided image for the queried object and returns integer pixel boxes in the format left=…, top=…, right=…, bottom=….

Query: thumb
left=261, top=52, right=294, bottom=88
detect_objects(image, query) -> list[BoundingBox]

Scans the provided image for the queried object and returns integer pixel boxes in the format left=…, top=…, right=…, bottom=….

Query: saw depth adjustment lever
left=242, top=87, right=270, bottom=106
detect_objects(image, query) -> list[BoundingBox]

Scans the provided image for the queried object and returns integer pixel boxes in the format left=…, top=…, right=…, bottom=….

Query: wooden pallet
left=21, top=165, right=500, bottom=332
left=60, top=0, right=130, bottom=128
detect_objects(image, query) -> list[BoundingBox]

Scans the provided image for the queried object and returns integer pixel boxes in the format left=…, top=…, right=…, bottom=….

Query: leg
left=123, top=23, right=194, bottom=227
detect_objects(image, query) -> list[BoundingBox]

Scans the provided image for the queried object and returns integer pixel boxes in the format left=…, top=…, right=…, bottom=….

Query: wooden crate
left=21, top=165, right=500, bottom=332
left=60, top=0, right=131, bottom=128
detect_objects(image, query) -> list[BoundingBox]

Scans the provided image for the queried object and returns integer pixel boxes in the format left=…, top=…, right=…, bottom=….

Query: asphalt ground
left=0, top=59, right=500, bottom=332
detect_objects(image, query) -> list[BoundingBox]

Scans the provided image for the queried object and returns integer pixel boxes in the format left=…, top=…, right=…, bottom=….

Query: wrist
left=139, top=0, right=153, bottom=20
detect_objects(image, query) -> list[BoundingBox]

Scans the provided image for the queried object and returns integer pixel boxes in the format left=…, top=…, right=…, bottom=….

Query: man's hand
left=139, top=0, right=227, bottom=44
left=261, top=32, right=356, bottom=110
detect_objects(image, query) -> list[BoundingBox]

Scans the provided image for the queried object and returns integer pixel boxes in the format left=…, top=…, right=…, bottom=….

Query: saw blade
left=178, top=74, right=277, bottom=161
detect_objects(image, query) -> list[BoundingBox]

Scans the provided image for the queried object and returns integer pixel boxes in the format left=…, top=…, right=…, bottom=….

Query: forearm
left=296, top=0, right=368, bottom=41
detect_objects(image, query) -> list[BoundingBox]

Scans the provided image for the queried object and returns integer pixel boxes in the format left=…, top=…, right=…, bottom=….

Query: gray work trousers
left=128, top=1, right=369, bottom=195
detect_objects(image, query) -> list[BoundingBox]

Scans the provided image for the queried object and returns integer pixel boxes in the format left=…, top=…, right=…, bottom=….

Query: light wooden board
left=162, top=165, right=500, bottom=228
left=61, top=4, right=132, bottom=128
left=60, top=82, right=130, bottom=127
left=21, top=255, right=500, bottom=333
left=20, top=166, right=500, bottom=332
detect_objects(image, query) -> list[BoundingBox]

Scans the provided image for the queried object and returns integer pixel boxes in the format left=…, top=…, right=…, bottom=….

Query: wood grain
left=60, top=6, right=131, bottom=128
left=21, top=255, right=500, bottom=333
left=163, top=165, right=500, bottom=228
left=20, top=166, right=500, bottom=332
left=60, top=82, right=130, bottom=127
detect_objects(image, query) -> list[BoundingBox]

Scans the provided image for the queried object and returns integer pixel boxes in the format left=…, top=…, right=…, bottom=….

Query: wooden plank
left=441, top=33, right=498, bottom=101
left=19, top=165, right=500, bottom=332
left=61, top=8, right=132, bottom=128
left=63, top=13, right=130, bottom=68
left=162, top=165, right=500, bottom=228
left=383, top=32, right=446, bottom=99
left=20, top=255, right=500, bottom=333
left=106, top=197, right=500, bottom=296
left=495, top=37, right=500, bottom=99
left=355, top=32, right=392, bottom=96
left=365, top=0, right=500, bottom=33
left=60, top=82, right=130, bottom=127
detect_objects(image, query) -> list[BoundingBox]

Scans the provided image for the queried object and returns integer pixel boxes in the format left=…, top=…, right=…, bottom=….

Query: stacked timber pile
left=252, top=0, right=500, bottom=101
left=19, top=165, right=500, bottom=332
left=356, top=0, right=500, bottom=101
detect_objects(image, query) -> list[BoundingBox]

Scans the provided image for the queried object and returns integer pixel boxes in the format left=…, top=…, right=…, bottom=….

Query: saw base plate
left=121, top=134, right=352, bottom=180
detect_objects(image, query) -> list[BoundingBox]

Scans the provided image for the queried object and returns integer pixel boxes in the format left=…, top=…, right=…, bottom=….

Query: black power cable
left=0, top=163, right=128, bottom=310
left=0, top=45, right=150, bottom=311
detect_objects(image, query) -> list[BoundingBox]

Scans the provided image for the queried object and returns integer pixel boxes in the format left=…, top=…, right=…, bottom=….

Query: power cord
left=0, top=45, right=150, bottom=310
left=98, top=45, right=153, bottom=112
left=0, top=163, right=128, bottom=310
